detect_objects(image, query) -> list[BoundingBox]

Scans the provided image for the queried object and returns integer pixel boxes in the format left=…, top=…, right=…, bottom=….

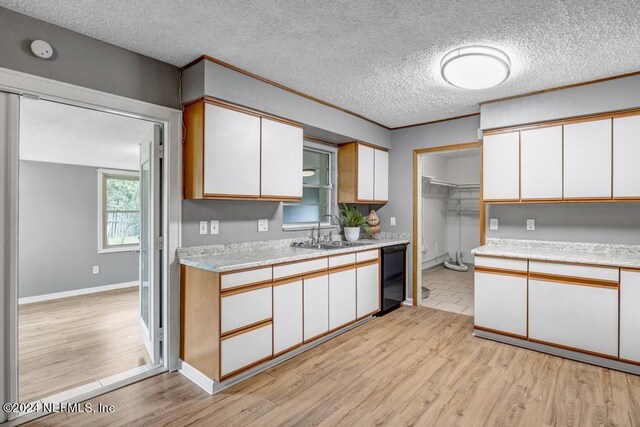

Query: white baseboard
left=403, top=298, right=414, bottom=306
left=18, top=281, right=138, bottom=305
left=179, top=360, right=215, bottom=394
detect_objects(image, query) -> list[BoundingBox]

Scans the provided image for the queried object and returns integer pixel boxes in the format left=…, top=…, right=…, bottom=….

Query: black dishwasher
left=376, top=244, right=408, bottom=316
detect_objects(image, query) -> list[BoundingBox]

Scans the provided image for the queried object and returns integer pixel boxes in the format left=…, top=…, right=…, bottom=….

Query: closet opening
left=417, top=146, right=481, bottom=315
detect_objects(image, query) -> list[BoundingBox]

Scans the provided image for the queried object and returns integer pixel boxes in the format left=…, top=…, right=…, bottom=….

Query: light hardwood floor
left=19, top=287, right=151, bottom=403
left=29, top=305, right=640, bottom=426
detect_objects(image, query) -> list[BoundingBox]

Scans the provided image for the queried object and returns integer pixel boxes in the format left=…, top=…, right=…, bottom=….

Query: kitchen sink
left=292, top=241, right=371, bottom=250
left=324, top=240, right=369, bottom=247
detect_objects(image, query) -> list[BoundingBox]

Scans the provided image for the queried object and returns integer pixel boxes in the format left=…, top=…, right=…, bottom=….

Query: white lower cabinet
left=356, top=262, right=380, bottom=318
left=620, top=270, right=640, bottom=363
left=273, top=279, right=303, bottom=355
left=220, top=322, right=272, bottom=377
left=474, top=271, right=528, bottom=337
left=529, top=279, right=618, bottom=357
left=303, top=273, right=329, bottom=341
left=329, top=267, right=356, bottom=330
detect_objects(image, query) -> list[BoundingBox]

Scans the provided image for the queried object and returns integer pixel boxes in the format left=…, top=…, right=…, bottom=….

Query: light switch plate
left=390, top=217, right=396, bottom=226
left=258, top=219, right=268, bottom=232
left=210, top=220, right=219, bottom=235
left=489, top=218, right=499, bottom=230
left=92, top=265, right=100, bottom=275
left=526, top=219, right=535, bottom=231
left=199, top=221, right=208, bottom=235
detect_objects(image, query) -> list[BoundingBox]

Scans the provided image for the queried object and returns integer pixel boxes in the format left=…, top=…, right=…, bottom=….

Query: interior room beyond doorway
left=419, top=147, right=480, bottom=315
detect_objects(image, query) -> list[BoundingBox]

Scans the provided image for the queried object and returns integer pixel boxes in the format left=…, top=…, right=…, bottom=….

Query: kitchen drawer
left=273, top=257, right=328, bottom=280
left=529, top=279, right=618, bottom=357
left=329, top=253, right=356, bottom=269
left=221, top=284, right=272, bottom=334
left=220, top=266, right=272, bottom=291
left=221, top=323, right=272, bottom=378
left=528, top=261, right=618, bottom=283
left=356, top=249, right=379, bottom=263
left=475, top=256, right=528, bottom=272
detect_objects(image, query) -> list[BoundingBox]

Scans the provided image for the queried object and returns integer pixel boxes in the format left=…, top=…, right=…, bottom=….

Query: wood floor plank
left=19, top=287, right=151, bottom=403
left=27, top=306, right=640, bottom=426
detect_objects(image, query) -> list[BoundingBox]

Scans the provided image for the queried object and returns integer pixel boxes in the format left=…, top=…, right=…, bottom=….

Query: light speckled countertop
left=179, top=235, right=410, bottom=273
left=472, top=239, right=640, bottom=269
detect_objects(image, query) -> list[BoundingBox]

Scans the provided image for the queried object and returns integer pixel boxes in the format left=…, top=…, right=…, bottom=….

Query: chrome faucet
left=314, top=214, right=341, bottom=244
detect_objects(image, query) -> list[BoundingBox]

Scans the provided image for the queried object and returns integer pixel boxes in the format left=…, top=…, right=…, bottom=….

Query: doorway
left=413, top=142, right=483, bottom=313
left=17, top=99, right=163, bottom=404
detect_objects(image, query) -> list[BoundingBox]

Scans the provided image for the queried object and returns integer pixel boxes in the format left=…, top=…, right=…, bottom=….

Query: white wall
left=444, top=155, right=480, bottom=265
left=421, top=155, right=447, bottom=269
left=421, top=153, right=480, bottom=270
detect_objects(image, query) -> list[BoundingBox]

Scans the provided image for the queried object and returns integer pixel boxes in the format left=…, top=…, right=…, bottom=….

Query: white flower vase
left=344, top=227, right=361, bottom=242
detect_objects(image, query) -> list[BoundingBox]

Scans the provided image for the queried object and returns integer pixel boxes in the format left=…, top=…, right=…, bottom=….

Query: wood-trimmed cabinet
left=183, top=98, right=303, bottom=201
left=474, top=256, right=639, bottom=366
left=563, top=119, right=612, bottom=199
left=180, top=249, right=381, bottom=384
left=620, top=269, right=640, bottom=364
left=338, top=142, right=389, bottom=204
left=482, top=110, right=640, bottom=203
left=474, top=256, right=528, bottom=338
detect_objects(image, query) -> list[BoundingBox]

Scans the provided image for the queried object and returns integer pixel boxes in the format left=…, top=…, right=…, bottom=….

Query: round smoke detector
left=30, top=40, right=54, bottom=59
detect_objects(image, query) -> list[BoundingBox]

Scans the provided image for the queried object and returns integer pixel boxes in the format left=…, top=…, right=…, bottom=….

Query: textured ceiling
left=3, top=1, right=640, bottom=128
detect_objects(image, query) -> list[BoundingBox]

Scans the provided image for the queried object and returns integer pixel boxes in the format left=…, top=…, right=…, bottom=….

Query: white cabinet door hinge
left=155, top=328, right=163, bottom=342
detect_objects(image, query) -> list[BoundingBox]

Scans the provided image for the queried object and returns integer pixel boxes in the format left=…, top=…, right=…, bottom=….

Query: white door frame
left=0, top=67, right=182, bottom=423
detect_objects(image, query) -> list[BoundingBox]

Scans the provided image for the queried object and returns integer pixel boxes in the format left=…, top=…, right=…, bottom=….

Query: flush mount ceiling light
left=441, top=46, right=510, bottom=90
left=302, top=168, right=317, bottom=177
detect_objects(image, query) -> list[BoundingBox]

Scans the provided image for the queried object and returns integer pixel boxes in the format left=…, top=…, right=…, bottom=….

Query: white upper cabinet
left=338, top=142, right=389, bottom=204
left=563, top=119, right=612, bottom=199
left=520, top=126, right=563, bottom=200
left=204, top=103, right=261, bottom=197
left=357, top=144, right=375, bottom=201
left=260, top=118, right=303, bottom=199
left=613, top=115, right=640, bottom=199
left=184, top=99, right=303, bottom=201
left=483, top=132, right=520, bottom=201
left=374, top=149, right=389, bottom=202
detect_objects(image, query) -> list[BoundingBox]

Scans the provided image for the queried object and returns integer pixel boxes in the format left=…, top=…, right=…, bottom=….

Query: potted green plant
left=340, top=204, right=370, bottom=242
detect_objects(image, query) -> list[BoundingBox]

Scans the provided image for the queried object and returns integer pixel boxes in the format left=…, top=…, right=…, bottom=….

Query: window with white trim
left=283, top=146, right=335, bottom=229
left=98, top=169, right=140, bottom=252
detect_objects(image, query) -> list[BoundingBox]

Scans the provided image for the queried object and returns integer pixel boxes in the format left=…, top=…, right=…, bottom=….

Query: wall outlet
left=92, top=265, right=100, bottom=275
left=390, top=217, right=396, bottom=226
left=258, top=219, right=268, bottom=232
left=526, top=219, right=535, bottom=231
left=199, top=221, right=208, bottom=235
left=489, top=218, right=499, bottom=230
left=210, top=220, right=219, bottom=235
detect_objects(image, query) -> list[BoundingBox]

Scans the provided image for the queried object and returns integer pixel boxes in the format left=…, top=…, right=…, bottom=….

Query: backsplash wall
left=181, top=200, right=311, bottom=247
left=486, top=202, right=640, bottom=245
